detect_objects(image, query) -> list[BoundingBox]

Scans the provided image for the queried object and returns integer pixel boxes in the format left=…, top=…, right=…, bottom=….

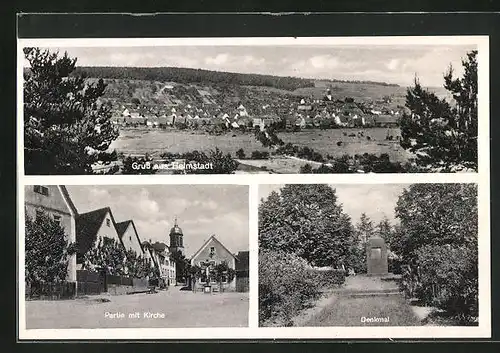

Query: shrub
left=259, top=249, right=319, bottom=326
left=406, top=244, right=478, bottom=324
left=310, top=268, right=346, bottom=289
left=251, top=150, right=270, bottom=159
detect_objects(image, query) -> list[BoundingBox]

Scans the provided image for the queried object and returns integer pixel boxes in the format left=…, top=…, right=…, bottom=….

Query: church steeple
left=169, top=217, right=184, bottom=256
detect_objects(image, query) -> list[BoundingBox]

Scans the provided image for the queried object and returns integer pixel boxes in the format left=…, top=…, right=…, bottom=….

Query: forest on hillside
left=72, top=66, right=316, bottom=91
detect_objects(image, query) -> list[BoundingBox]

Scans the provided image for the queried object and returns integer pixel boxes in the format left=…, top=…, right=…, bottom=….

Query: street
left=25, top=288, right=249, bottom=329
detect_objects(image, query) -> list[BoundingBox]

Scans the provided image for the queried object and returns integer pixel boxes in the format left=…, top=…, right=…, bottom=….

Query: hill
left=73, top=66, right=315, bottom=92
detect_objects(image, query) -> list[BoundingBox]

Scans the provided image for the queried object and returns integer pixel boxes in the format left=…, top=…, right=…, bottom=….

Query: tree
left=355, top=213, right=375, bottom=244
left=24, top=48, right=119, bottom=174
left=81, top=237, right=127, bottom=275
left=392, top=183, right=478, bottom=322
left=186, top=148, right=239, bottom=174
left=25, top=212, right=76, bottom=285
left=236, top=148, right=246, bottom=159
left=171, top=250, right=191, bottom=283
left=392, top=183, right=477, bottom=260
left=376, top=216, right=394, bottom=247
left=259, top=184, right=355, bottom=268
left=400, top=50, right=478, bottom=171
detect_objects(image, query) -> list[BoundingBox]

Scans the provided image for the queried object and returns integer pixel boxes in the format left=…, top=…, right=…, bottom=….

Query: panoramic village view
left=24, top=185, right=249, bottom=329
left=23, top=44, right=478, bottom=175
left=258, top=183, right=478, bottom=327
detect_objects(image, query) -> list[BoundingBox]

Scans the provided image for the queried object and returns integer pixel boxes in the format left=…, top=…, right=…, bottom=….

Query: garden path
left=303, top=275, right=421, bottom=326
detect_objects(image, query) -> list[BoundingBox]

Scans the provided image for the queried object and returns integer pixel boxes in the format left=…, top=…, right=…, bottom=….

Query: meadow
left=110, top=127, right=413, bottom=164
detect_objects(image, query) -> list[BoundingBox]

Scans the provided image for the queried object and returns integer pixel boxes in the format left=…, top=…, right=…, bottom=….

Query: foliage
left=310, top=268, right=346, bottom=289
left=74, top=66, right=315, bottom=91
left=413, top=244, right=478, bottom=324
left=214, top=262, right=236, bottom=284
left=124, top=249, right=151, bottom=278
left=394, top=183, right=478, bottom=323
left=25, top=212, right=76, bottom=285
left=187, top=147, right=239, bottom=174
left=251, top=150, right=270, bottom=159
left=171, top=250, right=191, bottom=282
left=259, top=249, right=320, bottom=326
left=236, top=148, right=246, bottom=159
left=392, top=183, right=477, bottom=260
left=400, top=50, right=478, bottom=171
left=377, top=216, right=394, bottom=247
left=81, top=237, right=127, bottom=276
left=23, top=47, right=119, bottom=174
left=259, top=185, right=356, bottom=268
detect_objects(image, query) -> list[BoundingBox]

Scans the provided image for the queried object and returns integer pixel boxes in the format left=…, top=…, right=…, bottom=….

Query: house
left=151, top=242, right=177, bottom=286
left=190, top=235, right=237, bottom=291
left=115, top=220, right=144, bottom=257
left=24, top=185, right=78, bottom=282
left=235, top=251, right=249, bottom=292
left=237, top=104, right=249, bottom=117
left=374, top=114, right=400, bottom=128
left=140, top=240, right=176, bottom=286
left=75, top=207, right=121, bottom=270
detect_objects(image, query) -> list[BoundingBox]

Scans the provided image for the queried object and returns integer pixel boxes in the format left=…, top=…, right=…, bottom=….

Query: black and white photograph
left=19, top=37, right=484, bottom=175
left=22, top=184, right=249, bottom=329
left=258, top=183, right=480, bottom=328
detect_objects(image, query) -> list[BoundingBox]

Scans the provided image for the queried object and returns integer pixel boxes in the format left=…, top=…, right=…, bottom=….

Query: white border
left=17, top=35, right=490, bottom=340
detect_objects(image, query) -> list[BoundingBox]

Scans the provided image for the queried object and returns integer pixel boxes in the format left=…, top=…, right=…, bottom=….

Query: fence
left=26, top=281, right=76, bottom=300
left=77, top=269, right=104, bottom=295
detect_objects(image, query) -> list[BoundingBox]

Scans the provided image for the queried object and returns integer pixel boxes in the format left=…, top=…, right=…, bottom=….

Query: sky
left=43, top=44, right=476, bottom=87
left=67, top=185, right=249, bottom=257
left=258, top=184, right=408, bottom=225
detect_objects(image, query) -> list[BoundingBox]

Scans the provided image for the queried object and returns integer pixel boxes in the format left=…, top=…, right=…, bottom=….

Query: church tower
left=169, top=217, right=185, bottom=256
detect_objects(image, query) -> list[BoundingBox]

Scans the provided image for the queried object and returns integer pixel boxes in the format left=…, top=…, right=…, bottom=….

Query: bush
left=406, top=244, right=478, bottom=324
left=259, top=249, right=319, bottom=326
left=251, top=150, right=270, bottom=159
left=310, top=268, right=346, bottom=288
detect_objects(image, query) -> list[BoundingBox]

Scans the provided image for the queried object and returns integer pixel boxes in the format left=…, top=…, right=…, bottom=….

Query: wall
left=94, top=211, right=121, bottom=246
left=24, top=185, right=77, bottom=282
left=120, top=224, right=144, bottom=256
left=191, top=237, right=236, bottom=290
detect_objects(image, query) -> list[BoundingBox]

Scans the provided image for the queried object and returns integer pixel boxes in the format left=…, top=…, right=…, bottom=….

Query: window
left=34, top=185, right=49, bottom=196
left=53, top=214, right=61, bottom=226
left=106, top=218, right=111, bottom=227
left=129, top=235, right=132, bottom=242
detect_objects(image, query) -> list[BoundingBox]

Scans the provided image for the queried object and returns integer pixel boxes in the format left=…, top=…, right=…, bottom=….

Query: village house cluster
left=24, top=185, right=249, bottom=294
left=109, top=87, right=401, bottom=132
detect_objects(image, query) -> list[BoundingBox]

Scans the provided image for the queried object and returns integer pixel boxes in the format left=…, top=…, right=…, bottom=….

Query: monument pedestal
left=366, top=236, right=388, bottom=276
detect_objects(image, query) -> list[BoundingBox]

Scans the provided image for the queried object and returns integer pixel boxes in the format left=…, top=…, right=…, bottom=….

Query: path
left=303, top=275, right=420, bottom=326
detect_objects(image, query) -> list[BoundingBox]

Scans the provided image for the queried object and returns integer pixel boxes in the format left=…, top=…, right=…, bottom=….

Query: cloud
left=205, top=53, right=229, bottom=66
left=243, top=55, right=265, bottom=66
left=309, top=55, right=340, bottom=69
left=386, top=59, right=399, bottom=71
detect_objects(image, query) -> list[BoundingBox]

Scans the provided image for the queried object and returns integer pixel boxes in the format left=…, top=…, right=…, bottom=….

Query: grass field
left=110, top=128, right=414, bottom=164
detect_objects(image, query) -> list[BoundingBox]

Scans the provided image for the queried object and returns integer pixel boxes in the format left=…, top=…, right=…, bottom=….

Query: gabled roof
left=58, top=185, right=78, bottom=215
left=76, top=207, right=118, bottom=261
left=115, top=220, right=144, bottom=254
left=190, top=235, right=236, bottom=261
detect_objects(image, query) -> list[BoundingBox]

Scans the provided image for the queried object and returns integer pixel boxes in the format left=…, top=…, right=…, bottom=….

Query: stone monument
left=366, top=235, right=388, bottom=275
